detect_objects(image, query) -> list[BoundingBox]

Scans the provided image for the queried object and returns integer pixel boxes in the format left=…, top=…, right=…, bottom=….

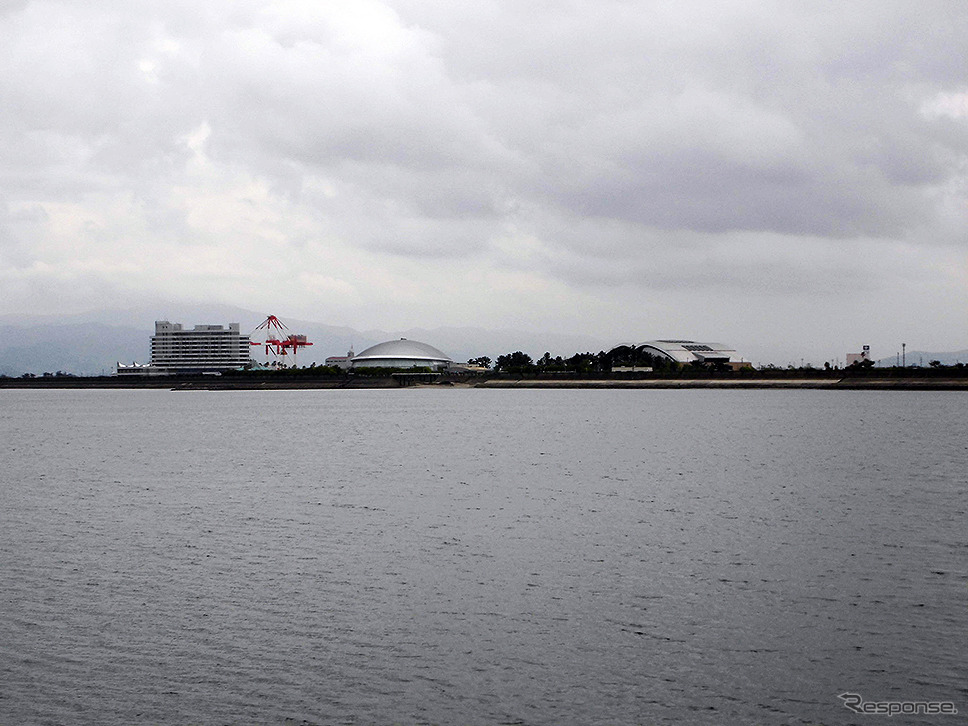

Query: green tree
left=565, top=352, right=606, bottom=376
left=495, top=351, right=534, bottom=372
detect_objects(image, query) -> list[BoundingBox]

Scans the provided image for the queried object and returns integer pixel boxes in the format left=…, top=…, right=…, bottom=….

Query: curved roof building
left=610, top=340, right=742, bottom=364
left=351, top=338, right=453, bottom=370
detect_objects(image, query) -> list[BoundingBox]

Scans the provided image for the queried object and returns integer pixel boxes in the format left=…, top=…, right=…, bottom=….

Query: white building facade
left=146, top=321, right=251, bottom=373
left=325, top=348, right=356, bottom=370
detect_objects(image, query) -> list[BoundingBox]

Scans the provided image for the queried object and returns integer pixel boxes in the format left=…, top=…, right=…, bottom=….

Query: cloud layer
left=1, top=0, right=966, bottom=363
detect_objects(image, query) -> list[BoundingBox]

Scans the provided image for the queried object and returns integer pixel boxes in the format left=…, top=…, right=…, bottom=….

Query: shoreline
left=2, top=376, right=968, bottom=391
left=473, top=378, right=968, bottom=390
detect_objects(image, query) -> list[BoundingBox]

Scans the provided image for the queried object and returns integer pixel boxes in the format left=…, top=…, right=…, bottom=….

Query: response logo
left=839, top=692, right=958, bottom=717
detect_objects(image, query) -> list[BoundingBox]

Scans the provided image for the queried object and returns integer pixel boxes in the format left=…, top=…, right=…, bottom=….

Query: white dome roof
left=352, top=338, right=452, bottom=365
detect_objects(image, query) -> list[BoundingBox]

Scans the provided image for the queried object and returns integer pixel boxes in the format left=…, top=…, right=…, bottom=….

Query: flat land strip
left=475, top=378, right=968, bottom=390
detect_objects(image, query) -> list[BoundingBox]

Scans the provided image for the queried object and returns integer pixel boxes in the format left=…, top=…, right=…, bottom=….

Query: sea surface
left=0, top=388, right=965, bottom=725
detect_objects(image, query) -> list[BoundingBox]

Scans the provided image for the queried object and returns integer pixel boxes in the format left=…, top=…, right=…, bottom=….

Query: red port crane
left=251, top=315, right=313, bottom=367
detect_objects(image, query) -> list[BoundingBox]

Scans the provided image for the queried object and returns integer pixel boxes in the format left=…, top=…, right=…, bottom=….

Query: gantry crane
left=250, top=315, right=313, bottom=367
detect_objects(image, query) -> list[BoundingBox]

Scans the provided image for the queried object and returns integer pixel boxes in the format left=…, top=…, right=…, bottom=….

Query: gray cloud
left=0, top=0, right=965, bottom=363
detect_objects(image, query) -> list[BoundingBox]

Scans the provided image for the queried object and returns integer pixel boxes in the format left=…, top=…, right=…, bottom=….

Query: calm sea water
left=0, top=388, right=965, bottom=725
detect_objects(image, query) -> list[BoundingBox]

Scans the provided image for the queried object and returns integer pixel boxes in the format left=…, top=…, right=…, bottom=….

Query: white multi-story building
left=148, top=321, right=251, bottom=373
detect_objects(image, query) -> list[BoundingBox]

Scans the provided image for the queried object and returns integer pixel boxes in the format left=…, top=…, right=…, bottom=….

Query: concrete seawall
left=475, top=378, right=968, bottom=390
left=3, top=376, right=967, bottom=391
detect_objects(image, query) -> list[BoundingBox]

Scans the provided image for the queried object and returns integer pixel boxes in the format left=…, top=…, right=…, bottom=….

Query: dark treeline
left=4, top=353, right=967, bottom=382
left=480, top=350, right=968, bottom=379
left=217, top=364, right=436, bottom=381
left=490, top=349, right=728, bottom=377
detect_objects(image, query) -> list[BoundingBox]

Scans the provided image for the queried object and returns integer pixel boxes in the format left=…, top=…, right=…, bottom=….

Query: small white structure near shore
left=846, top=345, right=871, bottom=366
left=116, top=362, right=169, bottom=377
left=325, top=348, right=355, bottom=370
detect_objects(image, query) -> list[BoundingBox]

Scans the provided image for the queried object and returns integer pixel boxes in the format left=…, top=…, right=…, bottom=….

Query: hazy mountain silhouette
left=0, top=304, right=609, bottom=376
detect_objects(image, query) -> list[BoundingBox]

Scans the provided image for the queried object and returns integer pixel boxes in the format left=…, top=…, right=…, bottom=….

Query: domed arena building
left=351, top=338, right=453, bottom=370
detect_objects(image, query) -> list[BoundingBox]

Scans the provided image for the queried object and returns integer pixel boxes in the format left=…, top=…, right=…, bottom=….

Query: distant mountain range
left=3, top=304, right=964, bottom=377
left=0, top=304, right=609, bottom=376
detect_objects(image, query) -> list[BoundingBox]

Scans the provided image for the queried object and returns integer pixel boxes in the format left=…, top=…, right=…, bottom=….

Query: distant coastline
left=3, top=373, right=968, bottom=391
left=475, top=378, right=968, bottom=390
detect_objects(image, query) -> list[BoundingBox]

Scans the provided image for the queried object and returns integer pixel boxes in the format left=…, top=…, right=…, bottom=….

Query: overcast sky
left=0, top=0, right=965, bottom=364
